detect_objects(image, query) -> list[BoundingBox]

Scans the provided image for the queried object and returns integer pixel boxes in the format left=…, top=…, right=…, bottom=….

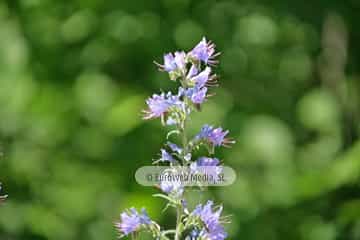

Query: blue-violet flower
left=143, top=92, right=182, bottom=121
left=195, top=125, right=234, bottom=147
left=192, top=201, right=227, bottom=240
left=115, top=208, right=152, bottom=236
left=188, top=37, right=219, bottom=65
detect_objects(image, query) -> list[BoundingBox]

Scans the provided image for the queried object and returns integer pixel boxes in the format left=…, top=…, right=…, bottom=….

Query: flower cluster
left=115, top=38, right=234, bottom=240
left=148, top=38, right=220, bottom=129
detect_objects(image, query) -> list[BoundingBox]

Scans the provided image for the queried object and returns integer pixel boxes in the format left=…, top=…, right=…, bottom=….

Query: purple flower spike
left=192, top=201, right=227, bottom=240
left=196, top=125, right=234, bottom=147
left=115, top=208, right=151, bottom=236
left=189, top=37, right=219, bottom=65
left=139, top=37, right=233, bottom=240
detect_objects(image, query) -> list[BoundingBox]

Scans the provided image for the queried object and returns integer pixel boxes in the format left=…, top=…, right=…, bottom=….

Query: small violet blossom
left=159, top=169, right=184, bottom=196
left=185, top=229, right=201, bottom=240
left=190, top=157, right=222, bottom=181
left=163, top=51, right=186, bottom=73
left=160, top=179, right=184, bottom=196
left=195, top=125, right=234, bottom=147
left=188, top=37, right=219, bottom=65
left=192, top=201, right=227, bottom=240
left=195, top=157, right=220, bottom=166
left=115, top=208, right=152, bottom=236
left=187, top=86, right=208, bottom=104
left=189, top=67, right=212, bottom=88
left=143, top=92, right=183, bottom=124
left=178, top=86, right=208, bottom=105
left=167, top=142, right=183, bottom=154
left=156, top=51, right=187, bottom=81
left=160, top=149, right=175, bottom=162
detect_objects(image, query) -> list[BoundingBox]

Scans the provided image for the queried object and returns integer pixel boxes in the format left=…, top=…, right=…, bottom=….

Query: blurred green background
left=0, top=0, right=359, bottom=239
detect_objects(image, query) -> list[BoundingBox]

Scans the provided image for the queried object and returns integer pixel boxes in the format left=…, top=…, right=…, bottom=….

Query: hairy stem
left=174, top=204, right=183, bottom=240
left=181, top=121, right=188, bottom=164
left=174, top=75, right=190, bottom=240
left=175, top=106, right=189, bottom=240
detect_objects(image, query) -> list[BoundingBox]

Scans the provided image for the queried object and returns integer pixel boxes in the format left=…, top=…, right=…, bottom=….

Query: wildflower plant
left=115, top=38, right=234, bottom=240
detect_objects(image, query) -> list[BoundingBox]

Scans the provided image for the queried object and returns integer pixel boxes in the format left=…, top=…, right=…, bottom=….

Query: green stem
left=174, top=204, right=183, bottom=240
left=175, top=113, right=188, bottom=240
left=162, top=229, right=176, bottom=236
left=181, top=121, right=188, bottom=164
left=175, top=76, right=189, bottom=240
